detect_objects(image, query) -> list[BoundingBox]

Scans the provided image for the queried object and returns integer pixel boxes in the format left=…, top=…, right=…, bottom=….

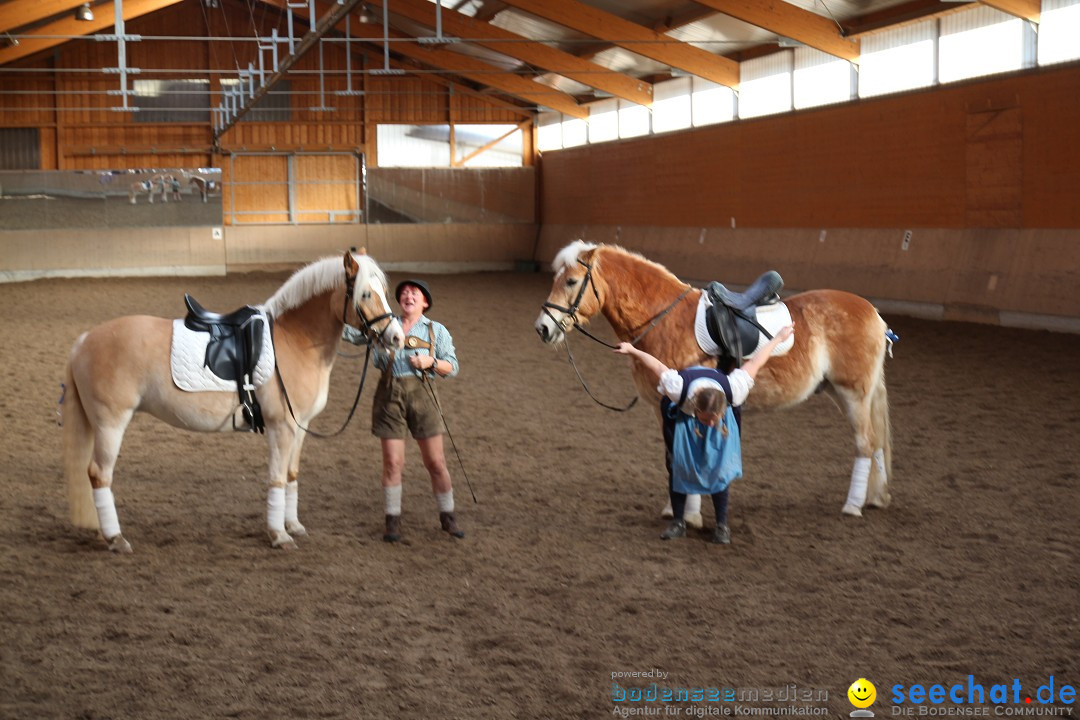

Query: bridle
left=344, top=269, right=395, bottom=342
left=541, top=256, right=693, bottom=411
left=541, top=258, right=600, bottom=338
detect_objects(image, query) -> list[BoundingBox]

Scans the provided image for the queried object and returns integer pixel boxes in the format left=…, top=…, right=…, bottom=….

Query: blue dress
left=661, top=367, right=743, bottom=495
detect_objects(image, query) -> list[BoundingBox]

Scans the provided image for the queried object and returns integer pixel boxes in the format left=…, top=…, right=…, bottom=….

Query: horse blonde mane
left=552, top=240, right=679, bottom=285
left=552, top=240, right=597, bottom=273
left=263, top=253, right=387, bottom=317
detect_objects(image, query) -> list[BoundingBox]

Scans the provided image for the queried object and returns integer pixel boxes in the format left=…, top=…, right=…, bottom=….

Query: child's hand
left=613, top=342, right=635, bottom=355
left=776, top=323, right=795, bottom=341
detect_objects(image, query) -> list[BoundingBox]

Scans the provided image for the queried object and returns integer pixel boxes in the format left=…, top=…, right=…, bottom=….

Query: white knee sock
left=93, top=487, right=121, bottom=539
left=385, top=485, right=402, bottom=516
left=435, top=490, right=454, bottom=514
left=267, top=486, right=285, bottom=532
left=285, top=483, right=299, bottom=525
left=845, top=458, right=872, bottom=509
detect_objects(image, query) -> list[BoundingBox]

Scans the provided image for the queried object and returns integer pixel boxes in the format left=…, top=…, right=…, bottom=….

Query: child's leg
left=711, top=488, right=729, bottom=527
left=709, top=489, right=731, bottom=545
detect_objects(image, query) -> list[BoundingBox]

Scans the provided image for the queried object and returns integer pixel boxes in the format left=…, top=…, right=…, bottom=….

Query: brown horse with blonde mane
left=535, top=241, right=893, bottom=525
left=63, top=249, right=404, bottom=552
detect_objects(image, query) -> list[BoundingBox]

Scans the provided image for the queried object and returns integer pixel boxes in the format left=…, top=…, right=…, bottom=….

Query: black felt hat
left=395, top=279, right=433, bottom=309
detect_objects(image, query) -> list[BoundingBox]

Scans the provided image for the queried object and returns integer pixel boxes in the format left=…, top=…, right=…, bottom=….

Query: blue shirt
left=365, top=316, right=459, bottom=379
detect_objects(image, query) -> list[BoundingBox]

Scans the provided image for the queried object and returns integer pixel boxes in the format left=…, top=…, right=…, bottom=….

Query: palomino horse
left=63, top=249, right=404, bottom=552
left=534, top=241, right=893, bottom=525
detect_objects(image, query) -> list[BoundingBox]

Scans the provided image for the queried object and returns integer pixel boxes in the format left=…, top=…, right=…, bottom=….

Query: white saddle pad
left=695, top=293, right=794, bottom=360
left=170, top=312, right=275, bottom=393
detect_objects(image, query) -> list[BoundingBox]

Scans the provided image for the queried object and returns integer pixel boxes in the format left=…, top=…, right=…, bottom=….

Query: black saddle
left=704, top=271, right=784, bottom=369
left=183, top=294, right=268, bottom=433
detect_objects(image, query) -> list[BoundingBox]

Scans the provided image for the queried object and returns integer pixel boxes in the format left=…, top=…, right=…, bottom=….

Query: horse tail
left=868, top=321, right=894, bottom=507
left=63, top=341, right=99, bottom=530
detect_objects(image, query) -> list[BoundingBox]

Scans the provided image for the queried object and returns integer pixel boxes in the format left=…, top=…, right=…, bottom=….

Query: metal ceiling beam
left=365, top=0, right=654, bottom=106
left=980, top=0, right=1040, bottom=22
left=214, top=0, right=364, bottom=141
left=495, top=0, right=740, bottom=89
left=0, top=0, right=92, bottom=35
left=258, top=0, right=588, bottom=117
left=691, top=0, right=860, bottom=62
left=0, top=0, right=183, bottom=66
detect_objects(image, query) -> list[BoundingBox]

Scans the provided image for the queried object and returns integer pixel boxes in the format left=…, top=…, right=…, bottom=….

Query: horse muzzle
left=534, top=312, right=566, bottom=345
left=381, top=318, right=405, bottom=351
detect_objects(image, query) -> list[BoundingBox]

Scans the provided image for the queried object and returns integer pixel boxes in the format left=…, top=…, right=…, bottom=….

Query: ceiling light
left=75, top=3, right=94, bottom=22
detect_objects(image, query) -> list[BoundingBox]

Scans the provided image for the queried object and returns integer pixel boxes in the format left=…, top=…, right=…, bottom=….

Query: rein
left=272, top=267, right=391, bottom=438
left=545, top=258, right=693, bottom=412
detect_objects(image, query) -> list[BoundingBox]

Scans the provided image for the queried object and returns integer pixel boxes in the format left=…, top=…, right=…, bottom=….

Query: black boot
left=661, top=519, right=687, bottom=540
left=383, top=514, right=401, bottom=543
left=439, top=511, right=465, bottom=539
left=710, top=523, right=731, bottom=545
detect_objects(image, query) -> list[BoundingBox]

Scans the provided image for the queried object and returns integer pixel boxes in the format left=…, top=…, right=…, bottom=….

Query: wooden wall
left=538, top=62, right=1080, bottom=330
left=0, top=1, right=529, bottom=176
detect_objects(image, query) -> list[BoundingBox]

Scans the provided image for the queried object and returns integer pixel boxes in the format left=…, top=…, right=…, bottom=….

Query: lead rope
left=273, top=319, right=374, bottom=439
left=559, top=285, right=693, bottom=412
left=418, top=322, right=478, bottom=503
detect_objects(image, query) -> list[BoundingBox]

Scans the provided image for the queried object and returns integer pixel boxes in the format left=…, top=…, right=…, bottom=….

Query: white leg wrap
left=684, top=494, right=702, bottom=514
left=285, top=483, right=299, bottom=525
left=267, top=486, right=286, bottom=532
left=435, top=491, right=455, bottom=513
left=872, top=448, right=887, bottom=478
left=384, top=485, right=402, bottom=516
left=845, top=458, right=872, bottom=511
left=93, top=487, right=122, bottom=539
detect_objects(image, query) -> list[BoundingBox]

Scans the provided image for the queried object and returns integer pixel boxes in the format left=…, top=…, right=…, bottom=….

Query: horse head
left=344, top=248, right=404, bottom=351
left=535, top=240, right=605, bottom=345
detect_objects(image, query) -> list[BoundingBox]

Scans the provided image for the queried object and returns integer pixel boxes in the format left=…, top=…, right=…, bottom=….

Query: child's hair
left=691, top=387, right=729, bottom=437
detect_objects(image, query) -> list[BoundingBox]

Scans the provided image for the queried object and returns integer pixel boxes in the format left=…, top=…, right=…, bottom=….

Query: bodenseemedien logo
left=849, top=679, right=877, bottom=718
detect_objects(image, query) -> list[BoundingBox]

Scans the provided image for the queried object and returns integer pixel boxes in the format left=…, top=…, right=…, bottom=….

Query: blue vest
left=661, top=367, right=743, bottom=495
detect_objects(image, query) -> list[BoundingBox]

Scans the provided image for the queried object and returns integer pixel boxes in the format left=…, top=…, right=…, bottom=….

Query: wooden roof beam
left=980, top=0, right=1040, bottom=23
left=692, top=0, right=860, bottom=62
left=495, top=0, right=739, bottom=89
left=0, top=0, right=92, bottom=34
left=0, top=0, right=184, bottom=66
left=365, top=0, right=653, bottom=106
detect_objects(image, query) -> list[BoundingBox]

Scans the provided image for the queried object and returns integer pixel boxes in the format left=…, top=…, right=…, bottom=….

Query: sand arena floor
left=1, top=268, right=1077, bottom=719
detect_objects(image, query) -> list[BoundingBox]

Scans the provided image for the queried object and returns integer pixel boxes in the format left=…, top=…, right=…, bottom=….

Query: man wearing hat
left=362, top=278, right=464, bottom=542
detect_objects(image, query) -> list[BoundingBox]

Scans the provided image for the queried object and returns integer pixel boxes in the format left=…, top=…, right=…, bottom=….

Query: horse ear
left=344, top=249, right=359, bottom=277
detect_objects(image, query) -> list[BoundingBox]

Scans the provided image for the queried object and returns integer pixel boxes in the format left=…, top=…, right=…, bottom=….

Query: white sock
left=435, top=490, right=454, bottom=514
left=93, top=487, right=121, bottom=539
left=385, top=485, right=402, bottom=516
left=845, top=458, right=872, bottom=509
left=285, top=483, right=299, bottom=525
left=267, top=486, right=285, bottom=532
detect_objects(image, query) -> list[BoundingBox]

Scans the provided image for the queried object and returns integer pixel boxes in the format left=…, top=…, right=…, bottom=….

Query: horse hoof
left=684, top=512, right=704, bottom=530
left=286, top=522, right=308, bottom=537
left=268, top=530, right=297, bottom=549
left=107, top=535, right=133, bottom=554
left=841, top=503, right=864, bottom=517
left=660, top=503, right=674, bottom=520
left=867, top=493, right=892, bottom=509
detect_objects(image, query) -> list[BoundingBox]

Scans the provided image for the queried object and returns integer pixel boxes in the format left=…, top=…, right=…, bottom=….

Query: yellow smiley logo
left=848, top=679, right=877, bottom=708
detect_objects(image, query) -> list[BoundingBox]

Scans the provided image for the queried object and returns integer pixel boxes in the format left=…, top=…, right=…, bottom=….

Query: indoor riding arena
left=2, top=2, right=1078, bottom=718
